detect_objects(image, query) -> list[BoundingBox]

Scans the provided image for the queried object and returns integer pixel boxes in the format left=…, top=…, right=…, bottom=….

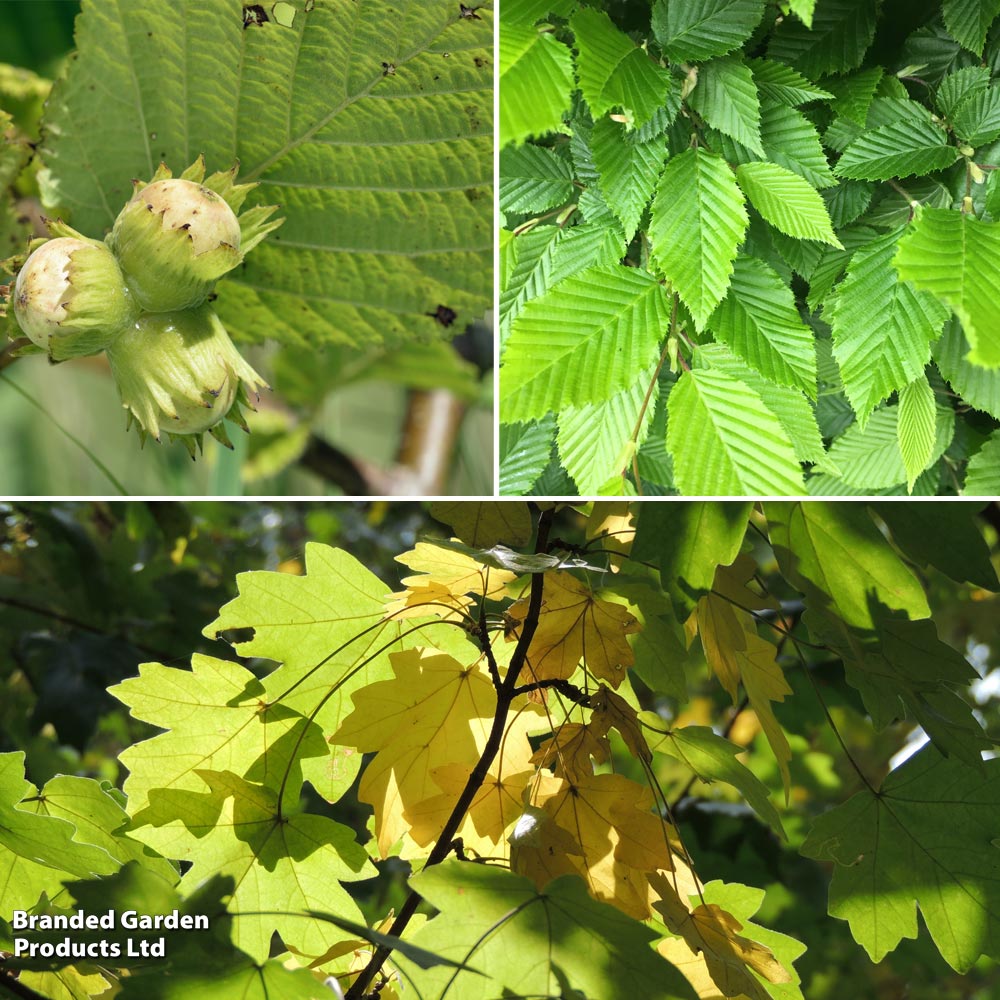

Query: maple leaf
left=653, top=878, right=805, bottom=1000
left=511, top=770, right=678, bottom=918
left=508, top=570, right=641, bottom=687
left=591, top=684, right=654, bottom=763
left=0, top=752, right=119, bottom=917
left=652, top=873, right=791, bottom=1000
left=531, top=721, right=612, bottom=780
left=399, top=860, right=699, bottom=1000
left=689, top=575, right=793, bottom=796
left=128, top=768, right=373, bottom=963
left=331, top=646, right=540, bottom=857
left=801, top=745, right=1000, bottom=972
left=193, top=544, right=475, bottom=803
left=429, top=501, right=534, bottom=547
left=586, top=500, right=637, bottom=570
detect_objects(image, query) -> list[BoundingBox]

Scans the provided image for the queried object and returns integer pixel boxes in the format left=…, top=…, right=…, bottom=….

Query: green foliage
left=499, top=0, right=1000, bottom=495
left=3, top=500, right=1000, bottom=1000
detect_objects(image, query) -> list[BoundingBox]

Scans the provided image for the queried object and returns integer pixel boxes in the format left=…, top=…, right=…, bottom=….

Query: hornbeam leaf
left=666, top=369, right=805, bottom=495
left=400, top=861, right=698, bottom=999
left=652, top=0, right=766, bottom=63
left=834, top=119, right=959, bottom=179
left=829, top=228, right=950, bottom=422
left=573, top=7, right=673, bottom=127
left=894, top=207, right=1000, bottom=367
left=499, top=144, right=574, bottom=215
left=748, top=58, right=834, bottom=105
left=499, top=418, right=556, bottom=495
left=952, top=85, right=1000, bottom=145
left=591, top=117, right=668, bottom=240
left=964, top=429, right=1000, bottom=494
left=500, top=21, right=574, bottom=147
left=707, top=256, right=817, bottom=395
left=936, top=65, right=991, bottom=119
left=735, top=162, right=842, bottom=247
left=758, top=104, right=838, bottom=190
left=39, top=0, right=493, bottom=349
left=768, top=0, right=878, bottom=77
left=816, top=404, right=954, bottom=489
left=897, top=375, right=938, bottom=492
left=801, top=746, right=1000, bottom=971
left=649, top=148, right=749, bottom=330
left=500, top=265, right=671, bottom=422
left=688, top=57, right=764, bottom=155
left=943, top=0, right=1000, bottom=55
left=934, top=319, right=1000, bottom=419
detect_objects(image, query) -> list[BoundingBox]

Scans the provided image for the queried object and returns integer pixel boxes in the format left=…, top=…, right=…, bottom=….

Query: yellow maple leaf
left=651, top=874, right=790, bottom=1000
left=530, top=721, right=611, bottom=780
left=590, top=684, right=653, bottom=763
left=586, top=501, right=636, bottom=571
left=332, top=647, right=529, bottom=857
left=384, top=580, right=472, bottom=621
left=404, top=709, right=542, bottom=858
left=690, top=592, right=792, bottom=797
left=511, top=771, right=677, bottom=919
left=396, top=541, right=516, bottom=599
left=507, top=571, right=641, bottom=687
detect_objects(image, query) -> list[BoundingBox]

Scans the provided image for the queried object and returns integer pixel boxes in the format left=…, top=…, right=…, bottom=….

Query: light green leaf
left=943, top=0, right=1000, bottom=55
left=768, top=0, right=878, bottom=77
left=499, top=417, right=556, bottom=495
left=652, top=0, right=766, bottom=62
left=499, top=223, right=627, bottom=339
left=666, top=369, right=806, bottom=495
left=735, top=162, right=843, bottom=247
left=834, top=119, right=958, bottom=179
left=829, top=228, right=950, bottom=421
left=964, top=429, right=1000, bottom=493
left=558, top=369, right=656, bottom=495
left=801, top=746, right=1000, bottom=971
left=504, top=0, right=575, bottom=23
left=128, top=769, right=372, bottom=963
left=401, top=861, right=698, bottom=1000
left=933, top=317, right=1000, bottom=418
left=500, top=21, right=574, bottom=147
left=649, top=148, right=749, bottom=330
left=765, top=502, right=931, bottom=631
left=786, top=0, right=817, bottom=28
left=816, top=404, right=955, bottom=489
left=572, top=7, right=673, bottom=128
left=759, top=104, right=837, bottom=190
left=642, top=718, right=785, bottom=837
left=689, top=56, right=764, bottom=155
left=897, top=375, right=938, bottom=491
left=748, top=58, right=834, bottom=105
left=697, top=343, right=825, bottom=464
left=707, top=256, right=817, bottom=395
left=499, top=144, right=574, bottom=215
left=894, top=207, right=1000, bottom=367
left=0, top=753, right=119, bottom=908
left=591, top=117, right=668, bottom=240
left=500, top=265, right=671, bottom=422
left=39, top=0, right=493, bottom=349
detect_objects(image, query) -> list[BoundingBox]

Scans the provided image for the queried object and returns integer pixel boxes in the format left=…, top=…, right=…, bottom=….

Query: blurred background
left=1, top=500, right=999, bottom=999
left=0, top=1, right=493, bottom=496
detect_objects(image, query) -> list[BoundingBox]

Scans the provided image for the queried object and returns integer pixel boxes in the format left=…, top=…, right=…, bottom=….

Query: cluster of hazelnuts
left=6, top=157, right=282, bottom=454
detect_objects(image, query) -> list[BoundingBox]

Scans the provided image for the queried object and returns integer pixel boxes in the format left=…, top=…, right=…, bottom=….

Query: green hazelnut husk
left=107, top=303, right=267, bottom=447
left=108, top=157, right=283, bottom=313
left=12, top=226, right=135, bottom=360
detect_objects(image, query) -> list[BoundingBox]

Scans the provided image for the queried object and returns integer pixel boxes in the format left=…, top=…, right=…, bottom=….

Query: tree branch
left=343, top=507, right=556, bottom=1000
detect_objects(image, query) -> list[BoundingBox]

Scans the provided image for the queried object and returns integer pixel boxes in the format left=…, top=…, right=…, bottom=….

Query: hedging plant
left=499, top=0, right=1000, bottom=497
